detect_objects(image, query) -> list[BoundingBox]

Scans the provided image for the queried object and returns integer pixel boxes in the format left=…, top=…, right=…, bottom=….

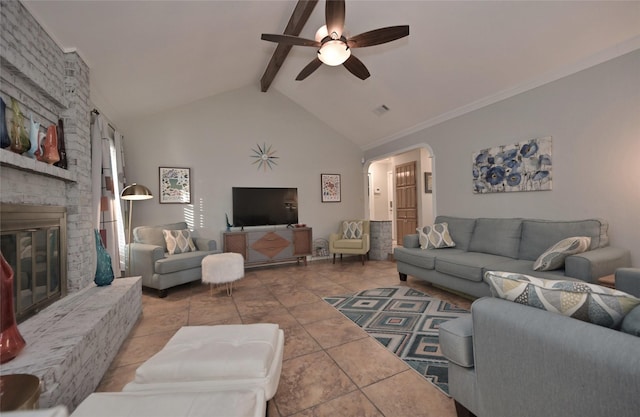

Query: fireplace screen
left=0, top=204, right=67, bottom=323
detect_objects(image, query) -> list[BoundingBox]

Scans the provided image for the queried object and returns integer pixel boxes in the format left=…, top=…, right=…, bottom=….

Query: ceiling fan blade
left=342, top=55, right=370, bottom=80
left=296, top=58, right=323, bottom=80
left=346, top=25, right=410, bottom=48
left=325, top=0, right=345, bottom=38
left=261, top=33, right=320, bottom=47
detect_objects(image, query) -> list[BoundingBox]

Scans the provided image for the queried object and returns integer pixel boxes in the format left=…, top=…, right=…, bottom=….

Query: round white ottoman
left=201, top=252, right=244, bottom=296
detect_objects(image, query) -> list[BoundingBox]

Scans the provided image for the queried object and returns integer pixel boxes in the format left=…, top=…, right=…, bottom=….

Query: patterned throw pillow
left=485, top=270, right=640, bottom=328
left=417, top=222, right=456, bottom=249
left=342, top=221, right=363, bottom=239
left=533, top=236, right=591, bottom=271
left=163, top=229, right=196, bottom=255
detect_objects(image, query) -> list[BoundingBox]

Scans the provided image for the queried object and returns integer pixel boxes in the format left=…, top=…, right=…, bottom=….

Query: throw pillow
left=418, top=222, right=456, bottom=249
left=484, top=270, right=640, bottom=328
left=342, top=221, right=363, bottom=239
left=621, top=305, right=640, bottom=337
left=163, top=229, right=196, bottom=255
left=533, top=236, right=591, bottom=271
left=416, top=227, right=429, bottom=249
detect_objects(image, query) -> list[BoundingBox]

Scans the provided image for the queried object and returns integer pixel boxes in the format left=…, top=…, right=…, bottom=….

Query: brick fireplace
left=0, top=203, right=67, bottom=322
left=0, top=2, right=142, bottom=412
left=1, top=1, right=94, bottom=292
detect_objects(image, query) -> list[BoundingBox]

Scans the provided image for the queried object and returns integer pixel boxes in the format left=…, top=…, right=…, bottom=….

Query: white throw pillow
left=417, top=222, right=456, bottom=249
left=342, top=221, right=363, bottom=239
left=163, top=229, right=196, bottom=255
left=533, top=236, right=591, bottom=271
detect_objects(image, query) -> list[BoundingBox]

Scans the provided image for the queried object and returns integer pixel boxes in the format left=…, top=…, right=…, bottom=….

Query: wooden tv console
left=223, top=227, right=312, bottom=267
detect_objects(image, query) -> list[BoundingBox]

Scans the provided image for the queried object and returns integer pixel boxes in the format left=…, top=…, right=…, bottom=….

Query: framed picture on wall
left=424, top=172, right=433, bottom=193
left=321, top=174, right=341, bottom=203
left=159, top=167, right=191, bottom=204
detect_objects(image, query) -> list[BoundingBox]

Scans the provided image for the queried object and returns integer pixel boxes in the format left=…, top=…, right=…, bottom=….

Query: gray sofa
left=394, top=216, right=631, bottom=298
left=129, top=221, right=220, bottom=297
left=440, top=268, right=640, bottom=417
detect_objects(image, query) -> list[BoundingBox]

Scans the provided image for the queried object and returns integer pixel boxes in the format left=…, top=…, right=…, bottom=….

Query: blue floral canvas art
left=472, top=136, right=552, bottom=193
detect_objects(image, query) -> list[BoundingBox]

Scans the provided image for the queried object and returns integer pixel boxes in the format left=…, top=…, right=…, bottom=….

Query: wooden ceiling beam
left=260, top=0, right=319, bottom=92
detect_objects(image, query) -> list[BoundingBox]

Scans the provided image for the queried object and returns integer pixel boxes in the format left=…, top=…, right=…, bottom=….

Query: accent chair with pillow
left=129, top=221, right=220, bottom=297
left=329, top=220, right=370, bottom=265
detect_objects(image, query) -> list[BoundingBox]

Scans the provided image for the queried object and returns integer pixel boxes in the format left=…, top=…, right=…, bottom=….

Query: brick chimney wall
left=1, top=0, right=95, bottom=291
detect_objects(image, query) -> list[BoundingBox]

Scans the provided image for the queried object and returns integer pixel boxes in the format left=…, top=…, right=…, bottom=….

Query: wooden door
left=395, top=161, right=418, bottom=244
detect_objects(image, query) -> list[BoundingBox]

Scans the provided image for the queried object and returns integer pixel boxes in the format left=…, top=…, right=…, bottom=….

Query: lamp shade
left=121, top=183, right=153, bottom=201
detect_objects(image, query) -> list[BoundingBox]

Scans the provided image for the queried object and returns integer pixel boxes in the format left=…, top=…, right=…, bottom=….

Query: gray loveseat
left=129, top=221, right=220, bottom=297
left=394, top=216, right=631, bottom=298
left=440, top=268, right=640, bottom=417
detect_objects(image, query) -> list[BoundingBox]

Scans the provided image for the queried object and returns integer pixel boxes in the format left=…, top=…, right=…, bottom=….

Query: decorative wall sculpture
left=472, top=136, right=552, bottom=194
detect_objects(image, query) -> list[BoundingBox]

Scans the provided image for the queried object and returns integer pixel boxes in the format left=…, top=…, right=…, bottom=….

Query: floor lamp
left=121, top=183, right=153, bottom=276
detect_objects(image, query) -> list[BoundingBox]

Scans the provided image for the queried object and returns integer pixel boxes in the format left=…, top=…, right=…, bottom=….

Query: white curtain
left=91, top=114, right=125, bottom=277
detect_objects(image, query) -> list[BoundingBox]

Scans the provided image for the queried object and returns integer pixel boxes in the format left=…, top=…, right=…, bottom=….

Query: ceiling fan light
left=315, top=25, right=329, bottom=42
left=318, top=40, right=351, bottom=66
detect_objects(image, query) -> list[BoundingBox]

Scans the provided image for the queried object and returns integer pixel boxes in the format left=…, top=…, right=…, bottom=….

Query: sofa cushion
left=154, top=251, right=211, bottom=275
left=342, top=221, right=363, bottom=239
left=417, top=222, right=456, bottom=249
left=485, top=271, right=640, bottom=328
left=436, top=252, right=512, bottom=282
left=134, top=222, right=189, bottom=250
left=533, top=236, right=591, bottom=271
left=468, top=218, right=522, bottom=258
left=163, top=229, right=196, bottom=255
left=434, top=216, right=476, bottom=251
left=621, top=305, right=640, bottom=336
left=519, top=219, right=608, bottom=261
left=393, top=247, right=450, bottom=270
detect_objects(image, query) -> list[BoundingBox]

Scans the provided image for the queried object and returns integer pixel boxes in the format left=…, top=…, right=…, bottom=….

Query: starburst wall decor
left=251, top=143, right=279, bottom=171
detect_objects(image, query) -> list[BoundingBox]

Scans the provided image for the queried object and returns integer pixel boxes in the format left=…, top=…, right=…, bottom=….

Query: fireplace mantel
left=0, top=150, right=77, bottom=183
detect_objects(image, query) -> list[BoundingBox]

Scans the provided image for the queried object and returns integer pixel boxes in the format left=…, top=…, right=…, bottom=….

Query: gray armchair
left=128, top=221, right=220, bottom=297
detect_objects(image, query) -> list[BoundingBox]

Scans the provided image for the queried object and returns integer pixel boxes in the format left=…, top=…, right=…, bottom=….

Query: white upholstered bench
left=123, top=323, right=284, bottom=401
left=70, top=389, right=265, bottom=417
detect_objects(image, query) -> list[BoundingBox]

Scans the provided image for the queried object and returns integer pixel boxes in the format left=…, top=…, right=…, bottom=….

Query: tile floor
left=97, top=259, right=473, bottom=417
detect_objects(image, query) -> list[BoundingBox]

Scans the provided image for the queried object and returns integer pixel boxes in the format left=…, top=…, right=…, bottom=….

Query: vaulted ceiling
left=23, top=1, right=640, bottom=149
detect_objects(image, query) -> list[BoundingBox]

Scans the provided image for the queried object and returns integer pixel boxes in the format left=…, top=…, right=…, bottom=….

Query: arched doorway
left=366, top=146, right=434, bottom=246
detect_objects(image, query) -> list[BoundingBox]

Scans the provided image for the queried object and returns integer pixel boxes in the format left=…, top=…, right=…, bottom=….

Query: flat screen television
left=232, top=187, right=298, bottom=227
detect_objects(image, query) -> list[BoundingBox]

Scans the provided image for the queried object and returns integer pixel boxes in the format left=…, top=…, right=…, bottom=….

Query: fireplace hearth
left=0, top=204, right=67, bottom=323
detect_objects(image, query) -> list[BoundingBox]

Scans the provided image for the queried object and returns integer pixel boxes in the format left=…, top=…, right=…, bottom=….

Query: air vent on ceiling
left=372, top=104, right=390, bottom=116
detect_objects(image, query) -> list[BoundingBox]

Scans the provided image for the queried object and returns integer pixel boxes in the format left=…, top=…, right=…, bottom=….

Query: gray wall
left=119, top=86, right=365, bottom=246
left=365, top=50, right=640, bottom=265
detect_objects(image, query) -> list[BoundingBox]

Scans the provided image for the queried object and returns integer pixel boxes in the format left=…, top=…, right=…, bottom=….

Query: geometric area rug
left=323, top=286, right=470, bottom=396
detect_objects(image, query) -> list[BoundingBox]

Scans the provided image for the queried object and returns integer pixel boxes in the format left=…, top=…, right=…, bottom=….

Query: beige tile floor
left=97, top=259, right=472, bottom=417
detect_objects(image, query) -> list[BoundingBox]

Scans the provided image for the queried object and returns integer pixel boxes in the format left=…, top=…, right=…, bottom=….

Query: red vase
left=0, top=253, right=26, bottom=364
left=41, top=125, right=60, bottom=165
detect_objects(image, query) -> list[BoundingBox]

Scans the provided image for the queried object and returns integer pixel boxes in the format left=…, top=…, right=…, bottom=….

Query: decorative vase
left=0, top=97, right=11, bottom=149
left=35, top=131, right=46, bottom=161
left=9, top=98, right=30, bottom=154
left=25, top=114, right=40, bottom=159
left=54, top=118, right=67, bottom=169
left=94, top=229, right=114, bottom=287
left=0, top=253, right=27, bottom=364
left=41, top=125, right=60, bottom=165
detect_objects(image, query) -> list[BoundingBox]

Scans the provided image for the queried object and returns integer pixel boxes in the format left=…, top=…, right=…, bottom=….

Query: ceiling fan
left=261, top=0, right=409, bottom=81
